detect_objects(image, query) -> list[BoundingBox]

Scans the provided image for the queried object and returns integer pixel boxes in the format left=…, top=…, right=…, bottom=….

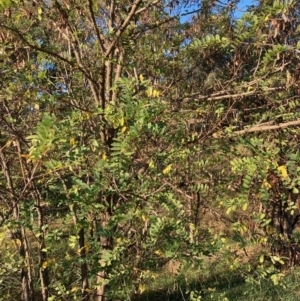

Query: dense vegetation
left=1, top=0, right=300, bottom=300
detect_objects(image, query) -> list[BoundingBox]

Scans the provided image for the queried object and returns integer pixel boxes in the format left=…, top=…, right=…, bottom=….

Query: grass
left=132, top=255, right=300, bottom=301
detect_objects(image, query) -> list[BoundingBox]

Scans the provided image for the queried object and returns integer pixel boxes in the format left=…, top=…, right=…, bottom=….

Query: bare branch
left=136, top=0, right=160, bottom=14
left=105, top=0, right=143, bottom=57
left=181, top=86, right=285, bottom=103
left=88, top=0, right=106, bottom=53
left=0, top=24, right=98, bottom=85
left=233, top=120, right=300, bottom=135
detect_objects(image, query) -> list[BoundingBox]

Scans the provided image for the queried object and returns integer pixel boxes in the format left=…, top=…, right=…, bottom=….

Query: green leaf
left=0, top=0, right=12, bottom=10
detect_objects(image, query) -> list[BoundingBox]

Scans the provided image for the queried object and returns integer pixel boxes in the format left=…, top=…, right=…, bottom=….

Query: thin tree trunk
left=0, top=149, right=34, bottom=300
left=21, top=226, right=35, bottom=301
left=16, top=226, right=34, bottom=301
left=57, top=173, right=91, bottom=300
left=36, top=205, right=49, bottom=301
left=78, top=227, right=90, bottom=301
left=96, top=211, right=111, bottom=301
left=12, top=205, right=34, bottom=301
left=269, top=190, right=299, bottom=265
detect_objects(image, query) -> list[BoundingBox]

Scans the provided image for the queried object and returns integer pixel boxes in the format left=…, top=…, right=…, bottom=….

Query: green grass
left=133, top=261, right=300, bottom=301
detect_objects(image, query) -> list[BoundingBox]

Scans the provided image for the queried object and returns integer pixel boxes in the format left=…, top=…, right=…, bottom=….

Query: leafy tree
left=2, top=0, right=300, bottom=300
left=0, top=0, right=212, bottom=300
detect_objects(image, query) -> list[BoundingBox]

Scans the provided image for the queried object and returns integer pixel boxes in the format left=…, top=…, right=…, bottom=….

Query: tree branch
left=88, top=0, right=106, bottom=53
left=105, top=0, right=143, bottom=57
left=0, top=24, right=98, bottom=85
left=233, top=119, right=300, bottom=135
left=181, top=86, right=285, bottom=103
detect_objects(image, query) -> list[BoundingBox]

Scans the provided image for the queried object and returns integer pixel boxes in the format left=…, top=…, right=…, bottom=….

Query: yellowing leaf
left=146, top=87, right=153, bottom=97
left=84, top=112, right=91, bottom=119
left=139, top=74, right=144, bottom=82
left=154, top=250, right=165, bottom=257
left=146, top=87, right=160, bottom=98
left=262, top=179, right=271, bottom=189
left=70, top=137, right=76, bottom=146
left=153, top=89, right=160, bottom=97
left=189, top=223, right=195, bottom=231
left=38, top=7, right=43, bottom=14
left=34, top=103, right=39, bottom=110
left=277, top=165, right=288, bottom=178
left=242, top=203, right=248, bottom=211
left=77, top=244, right=90, bottom=254
left=226, top=207, right=232, bottom=214
left=99, top=259, right=106, bottom=267
left=272, top=255, right=281, bottom=262
left=148, top=160, right=155, bottom=168
left=138, top=284, right=145, bottom=294
left=41, top=258, right=55, bottom=269
left=121, top=126, right=127, bottom=133
left=240, top=224, right=247, bottom=234
left=85, top=242, right=91, bottom=252
left=15, top=238, right=22, bottom=247
left=119, top=117, right=124, bottom=126
left=42, top=261, right=48, bottom=269
left=162, top=164, right=172, bottom=174
left=259, top=254, right=264, bottom=263
left=102, top=153, right=107, bottom=160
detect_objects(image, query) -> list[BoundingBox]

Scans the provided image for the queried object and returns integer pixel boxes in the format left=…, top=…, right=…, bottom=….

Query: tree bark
left=0, top=149, right=35, bottom=300
left=78, top=228, right=90, bottom=301
left=96, top=211, right=112, bottom=301
left=36, top=205, right=49, bottom=301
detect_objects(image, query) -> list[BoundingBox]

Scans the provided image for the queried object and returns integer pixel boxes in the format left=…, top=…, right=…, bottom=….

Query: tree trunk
left=36, top=205, right=49, bottom=301
left=78, top=227, right=90, bottom=301
left=269, top=191, right=300, bottom=266
left=0, top=149, right=35, bottom=300
left=96, top=211, right=112, bottom=301
left=18, top=227, right=35, bottom=301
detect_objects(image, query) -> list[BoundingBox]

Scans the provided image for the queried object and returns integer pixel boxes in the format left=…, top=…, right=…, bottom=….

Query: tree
left=188, top=0, right=300, bottom=270
left=0, top=0, right=213, bottom=300
left=1, top=0, right=300, bottom=300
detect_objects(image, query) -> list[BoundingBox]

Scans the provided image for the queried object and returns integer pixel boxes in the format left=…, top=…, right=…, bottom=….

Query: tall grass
left=134, top=258, right=300, bottom=301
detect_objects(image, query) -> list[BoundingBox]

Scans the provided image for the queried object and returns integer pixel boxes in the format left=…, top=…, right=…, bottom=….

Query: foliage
left=1, top=0, right=300, bottom=301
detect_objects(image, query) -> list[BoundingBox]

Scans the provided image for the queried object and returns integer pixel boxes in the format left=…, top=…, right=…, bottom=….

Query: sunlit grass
left=134, top=252, right=300, bottom=301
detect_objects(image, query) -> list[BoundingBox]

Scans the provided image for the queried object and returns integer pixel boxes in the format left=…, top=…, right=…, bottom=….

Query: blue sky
left=236, top=0, right=257, bottom=17
left=179, top=0, right=256, bottom=22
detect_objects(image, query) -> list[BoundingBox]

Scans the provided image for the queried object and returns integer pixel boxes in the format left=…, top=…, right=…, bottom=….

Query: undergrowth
left=133, top=259, right=300, bottom=301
